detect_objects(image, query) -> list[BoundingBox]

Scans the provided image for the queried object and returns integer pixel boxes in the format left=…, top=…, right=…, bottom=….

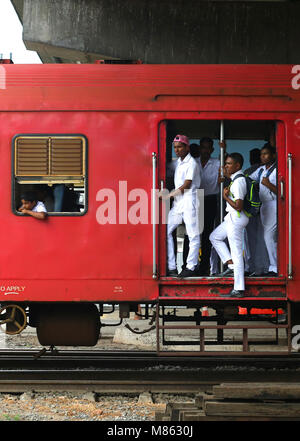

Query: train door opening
left=158, top=119, right=285, bottom=283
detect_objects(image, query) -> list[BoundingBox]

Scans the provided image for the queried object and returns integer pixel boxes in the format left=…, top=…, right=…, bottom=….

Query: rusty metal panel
left=159, top=278, right=286, bottom=300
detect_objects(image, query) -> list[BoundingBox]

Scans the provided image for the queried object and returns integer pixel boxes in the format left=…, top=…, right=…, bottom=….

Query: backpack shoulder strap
left=266, top=162, right=276, bottom=177
left=229, top=174, right=246, bottom=193
left=257, top=163, right=276, bottom=181
left=231, top=173, right=245, bottom=182
left=257, top=166, right=264, bottom=181
left=229, top=174, right=247, bottom=199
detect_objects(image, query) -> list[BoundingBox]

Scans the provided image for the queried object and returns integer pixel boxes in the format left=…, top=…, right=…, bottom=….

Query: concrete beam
left=10, top=0, right=23, bottom=22
left=11, top=0, right=300, bottom=63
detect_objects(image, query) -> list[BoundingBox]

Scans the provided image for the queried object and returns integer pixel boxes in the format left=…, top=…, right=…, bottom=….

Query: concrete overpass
left=11, top=0, right=300, bottom=64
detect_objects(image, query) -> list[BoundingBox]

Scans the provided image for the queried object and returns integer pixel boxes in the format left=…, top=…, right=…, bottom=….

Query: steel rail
left=0, top=350, right=300, bottom=371
left=1, top=349, right=300, bottom=364
left=0, top=368, right=299, bottom=394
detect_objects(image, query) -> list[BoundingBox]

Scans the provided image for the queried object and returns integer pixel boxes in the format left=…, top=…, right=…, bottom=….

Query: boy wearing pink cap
left=166, top=135, right=201, bottom=277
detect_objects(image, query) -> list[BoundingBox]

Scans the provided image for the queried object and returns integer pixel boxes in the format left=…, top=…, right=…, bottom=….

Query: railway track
left=0, top=349, right=300, bottom=420
left=0, top=350, right=300, bottom=393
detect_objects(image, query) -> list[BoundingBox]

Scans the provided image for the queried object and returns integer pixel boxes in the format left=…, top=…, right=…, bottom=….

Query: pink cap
left=173, top=134, right=190, bottom=146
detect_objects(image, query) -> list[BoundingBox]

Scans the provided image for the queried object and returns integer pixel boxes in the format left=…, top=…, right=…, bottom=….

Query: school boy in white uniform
left=166, top=135, right=201, bottom=278
left=196, top=137, right=221, bottom=276
left=243, top=149, right=269, bottom=276
left=18, top=191, right=47, bottom=220
left=209, top=153, right=249, bottom=297
left=249, top=144, right=277, bottom=276
left=183, top=138, right=225, bottom=276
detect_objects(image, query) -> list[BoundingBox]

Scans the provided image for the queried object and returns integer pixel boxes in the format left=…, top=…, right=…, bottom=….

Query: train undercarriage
left=0, top=298, right=297, bottom=356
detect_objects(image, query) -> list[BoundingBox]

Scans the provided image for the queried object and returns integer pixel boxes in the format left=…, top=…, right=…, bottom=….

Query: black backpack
left=230, top=174, right=261, bottom=217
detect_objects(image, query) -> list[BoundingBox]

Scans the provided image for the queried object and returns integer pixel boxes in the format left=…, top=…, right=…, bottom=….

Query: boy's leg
left=261, top=201, right=277, bottom=273
left=255, top=216, right=269, bottom=274
left=184, top=228, right=200, bottom=271
left=183, top=209, right=200, bottom=271
left=209, top=218, right=232, bottom=265
left=245, top=216, right=269, bottom=275
left=226, top=213, right=249, bottom=291
left=167, top=210, right=183, bottom=271
left=243, top=228, right=251, bottom=273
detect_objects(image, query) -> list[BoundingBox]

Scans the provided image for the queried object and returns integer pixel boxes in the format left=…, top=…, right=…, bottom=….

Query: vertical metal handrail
left=219, top=120, right=225, bottom=272
left=288, top=153, right=292, bottom=279
left=152, top=152, right=157, bottom=279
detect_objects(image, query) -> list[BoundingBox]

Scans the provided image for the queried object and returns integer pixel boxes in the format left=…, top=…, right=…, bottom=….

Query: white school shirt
left=249, top=164, right=276, bottom=202
left=173, top=153, right=201, bottom=214
left=226, top=170, right=247, bottom=215
left=197, top=157, right=220, bottom=196
left=32, top=201, right=47, bottom=213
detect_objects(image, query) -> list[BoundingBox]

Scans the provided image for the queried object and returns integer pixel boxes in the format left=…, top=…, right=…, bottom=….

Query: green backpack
left=230, top=174, right=262, bottom=217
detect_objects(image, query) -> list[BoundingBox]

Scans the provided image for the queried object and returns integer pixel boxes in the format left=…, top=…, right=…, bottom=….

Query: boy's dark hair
left=249, top=148, right=261, bottom=165
left=227, top=152, right=244, bottom=168
left=200, top=137, right=214, bottom=147
left=261, top=143, right=276, bottom=156
left=20, top=191, right=37, bottom=202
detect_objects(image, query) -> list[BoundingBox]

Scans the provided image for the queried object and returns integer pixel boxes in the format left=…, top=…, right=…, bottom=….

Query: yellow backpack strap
left=228, top=181, right=241, bottom=218
left=228, top=181, right=234, bottom=198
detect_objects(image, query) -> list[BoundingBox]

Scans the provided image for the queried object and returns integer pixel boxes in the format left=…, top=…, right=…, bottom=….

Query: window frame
left=12, top=133, right=88, bottom=217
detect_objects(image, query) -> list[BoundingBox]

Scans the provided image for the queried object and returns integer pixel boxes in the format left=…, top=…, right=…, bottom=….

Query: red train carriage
left=0, top=62, right=299, bottom=354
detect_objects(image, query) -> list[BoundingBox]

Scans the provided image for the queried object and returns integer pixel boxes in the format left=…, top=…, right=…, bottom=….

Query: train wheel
left=36, top=303, right=101, bottom=346
left=0, top=304, right=27, bottom=335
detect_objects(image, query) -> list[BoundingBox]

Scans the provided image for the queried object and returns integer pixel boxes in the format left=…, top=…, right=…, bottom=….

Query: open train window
left=12, top=135, right=87, bottom=216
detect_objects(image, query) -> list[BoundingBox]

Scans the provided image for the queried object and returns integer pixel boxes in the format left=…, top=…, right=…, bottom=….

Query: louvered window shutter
left=50, top=138, right=83, bottom=176
left=14, top=136, right=85, bottom=183
left=15, top=138, right=49, bottom=176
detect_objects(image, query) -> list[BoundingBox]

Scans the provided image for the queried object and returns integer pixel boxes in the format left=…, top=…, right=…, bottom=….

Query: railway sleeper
left=156, top=384, right=300, bottom=421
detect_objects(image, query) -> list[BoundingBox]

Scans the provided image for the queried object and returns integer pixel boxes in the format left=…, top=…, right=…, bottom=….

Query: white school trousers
left=167, top=208, right=200, bottom=271
left=244, top=216, right=269, bottom=275
left=210, top=211, right=249, bottom=291
left=260, top=199, right=277, bottom=273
